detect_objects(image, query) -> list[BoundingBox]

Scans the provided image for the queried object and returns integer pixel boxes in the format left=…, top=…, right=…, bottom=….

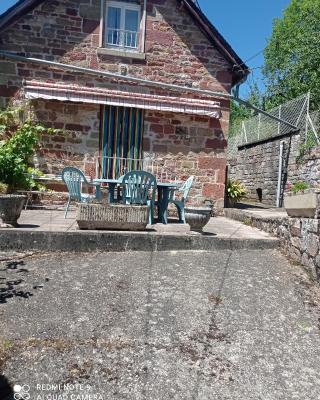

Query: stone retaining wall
left=228, top=134, right=301, bottom=206
left=228, top=135, right=320, bottom=207
left=290, top=145, right=320, bottom=188
left=224, top=208, right=320, bottom=282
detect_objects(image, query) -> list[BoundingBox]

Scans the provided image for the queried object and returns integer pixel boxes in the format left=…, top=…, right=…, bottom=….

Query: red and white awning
left=23, top=80, right=221, bottom=118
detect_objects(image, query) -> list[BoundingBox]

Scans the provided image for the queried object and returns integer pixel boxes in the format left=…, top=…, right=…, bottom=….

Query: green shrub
left=0, top=182, right=8, bottom=194
left=296, top=132, right=318, bottom=163
left=0, top=107, right=54, bottom=192
left=290, top=181, right=309, bottom=194
left=227, top=180, right=246, bottom=202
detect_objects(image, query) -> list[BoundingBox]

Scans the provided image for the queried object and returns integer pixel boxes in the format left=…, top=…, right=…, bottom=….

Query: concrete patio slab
left=0, top=210, right=279, bottom=252
left=225, top=207, right=288, bottom=221
left=1, top=250, right=320, bottom=399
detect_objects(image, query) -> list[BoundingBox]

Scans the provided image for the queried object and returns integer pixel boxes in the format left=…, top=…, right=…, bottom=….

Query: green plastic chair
left=168, top=176, right=194, bottom=223
left=61, top=167, right=101, bottom=218
left=121, top=170, right=157, bottom=225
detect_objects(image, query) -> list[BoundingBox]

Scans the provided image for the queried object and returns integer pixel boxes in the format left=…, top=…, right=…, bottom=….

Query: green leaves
left=263, top=0, right=320, bottom=110
left=230, top=83, right=264, bottom=133
left=0, top=106, right=52, bottom=191
left=291, top=181, right=309, bottom=193
left=296, top=131, right=318, bottom=163
left=227, top=180, right=246, bottom=201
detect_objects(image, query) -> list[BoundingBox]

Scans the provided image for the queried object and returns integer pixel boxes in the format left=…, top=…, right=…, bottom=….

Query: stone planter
left=0, top=195, right=27, bottom=227
left=284, top=189, right=320, bottom=218
left=185, top=206, right=213, bottom=233
left=77, top=203, right=149, bottom=231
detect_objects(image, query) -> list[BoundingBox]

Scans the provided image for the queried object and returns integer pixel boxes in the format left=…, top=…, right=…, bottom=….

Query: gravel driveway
left=1, top=250, right=320, bottom=400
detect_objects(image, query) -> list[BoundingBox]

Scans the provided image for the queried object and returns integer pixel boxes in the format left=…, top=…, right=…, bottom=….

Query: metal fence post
left=278, top=105, right=282, bottom=136
left=305, top=91, right=310, bottom=142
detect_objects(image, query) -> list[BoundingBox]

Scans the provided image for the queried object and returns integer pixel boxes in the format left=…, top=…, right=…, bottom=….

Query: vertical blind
left=100, top=105, right=144, bottom=179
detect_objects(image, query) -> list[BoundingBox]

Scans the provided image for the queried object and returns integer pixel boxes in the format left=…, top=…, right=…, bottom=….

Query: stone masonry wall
left=30, top=100, right=227, bottom=207
left=0, top=0, right=232, bottom=101
left=228, top=134, right=320, bottom=206
left=0, top=0, right=233, bottom=207
left=31, top=99, right=101, bottom=175
left=228, top=133, right=320, bottom=206
left=144, top=110, right=227, bottom=207
left=289, top=145, right=320, bottom=188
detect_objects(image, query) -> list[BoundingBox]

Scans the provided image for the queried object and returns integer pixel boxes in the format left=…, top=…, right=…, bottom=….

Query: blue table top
left=94, top=178, right=179, bottom=189
left=157, top=182, right=179, bottom=188
left=93, top=178, right=120, bottom=184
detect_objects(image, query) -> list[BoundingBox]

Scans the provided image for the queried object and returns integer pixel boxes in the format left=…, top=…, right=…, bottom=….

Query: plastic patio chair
left=168, top=176, right=194, bottom=223
left=121, top=170, right=157, bottom=225
left=61, top=167, right=102, bottom=218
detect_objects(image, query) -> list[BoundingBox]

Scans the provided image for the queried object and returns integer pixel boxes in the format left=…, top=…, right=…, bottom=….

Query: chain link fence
left=306, top=110, right=320, bottom=148
left=228, top=93, right=320, bottom=158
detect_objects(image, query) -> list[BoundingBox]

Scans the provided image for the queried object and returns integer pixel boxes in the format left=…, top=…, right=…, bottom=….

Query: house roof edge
left=181, top=0, right=250, bottom=86
left=0, top=0, right=250, bottom=86
left=0, top=0, right=44, bottom=32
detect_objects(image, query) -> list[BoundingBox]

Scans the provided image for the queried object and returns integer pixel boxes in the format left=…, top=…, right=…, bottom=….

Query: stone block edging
left=0, top=230, right=278, bottom=253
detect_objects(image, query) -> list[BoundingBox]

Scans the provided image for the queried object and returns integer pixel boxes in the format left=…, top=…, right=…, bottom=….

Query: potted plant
left=226, top=180, right=246, bottom=208
left=0, top=106, right=52, bottom=227
left=184, top=200, right=214, bottom=233
left=284, top=181, right=320, bottom=218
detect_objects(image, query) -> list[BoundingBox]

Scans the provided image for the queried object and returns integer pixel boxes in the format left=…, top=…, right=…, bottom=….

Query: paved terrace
left=1, top=249, right=320, bottom=399
left=225, top=205, right=288, bottom=221
left=0, top=210, right=278, bottom=252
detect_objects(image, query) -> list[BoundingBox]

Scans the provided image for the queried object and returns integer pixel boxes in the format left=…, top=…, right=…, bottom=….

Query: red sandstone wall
left=0, top=0, right=233, bottom=207
left=0, top=0, right=233, bottom=90
left=144, top=110, right=228, bottom=206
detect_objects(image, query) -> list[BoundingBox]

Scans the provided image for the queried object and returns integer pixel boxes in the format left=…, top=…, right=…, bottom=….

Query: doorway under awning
left=23, top=80, right=222, bottom=118
left=101, top=105, right=144, bottom=179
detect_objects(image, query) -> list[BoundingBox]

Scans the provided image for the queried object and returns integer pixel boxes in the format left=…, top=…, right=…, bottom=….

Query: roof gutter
left=0, top=50, right=298, bottom=131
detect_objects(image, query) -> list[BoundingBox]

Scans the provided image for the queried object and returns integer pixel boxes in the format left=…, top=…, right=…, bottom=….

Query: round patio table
left=93, top=178, right=121, bottom=203
left=157, top=182, right=179, bottom=224
left=93, top=178, right=178, bottom=224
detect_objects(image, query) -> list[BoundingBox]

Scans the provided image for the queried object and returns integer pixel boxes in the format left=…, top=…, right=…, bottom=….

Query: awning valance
left=23, top=80, right=221, bottom=118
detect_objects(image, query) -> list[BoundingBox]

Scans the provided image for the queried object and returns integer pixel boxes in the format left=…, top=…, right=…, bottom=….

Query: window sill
left=97, top=47, right=146, bottom=60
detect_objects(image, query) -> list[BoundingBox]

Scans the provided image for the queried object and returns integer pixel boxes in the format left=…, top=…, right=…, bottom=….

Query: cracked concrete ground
left=1, top=250, right=320, bottom=399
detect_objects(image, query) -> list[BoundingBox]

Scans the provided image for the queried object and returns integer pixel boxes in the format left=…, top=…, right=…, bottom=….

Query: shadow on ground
left=0, top=375, right=14, bottom=399
left=0, top=261, right=33, bottom=304
left=17, top=224, right=40, bottom=229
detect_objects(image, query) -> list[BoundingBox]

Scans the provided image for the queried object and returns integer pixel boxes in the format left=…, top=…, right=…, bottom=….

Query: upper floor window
left=105, top=1, right=141, bottom=51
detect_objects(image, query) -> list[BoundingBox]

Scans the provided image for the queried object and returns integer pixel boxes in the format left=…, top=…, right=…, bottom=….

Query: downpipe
left=276, top=141, right=285, bottom=208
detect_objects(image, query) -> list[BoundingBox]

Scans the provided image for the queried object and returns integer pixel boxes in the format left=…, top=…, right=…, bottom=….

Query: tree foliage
left=263, top=0, right=320, bottom=110
left=0, top=107, right=52, bottom=192
left=229, top=83, right=264, bottom=134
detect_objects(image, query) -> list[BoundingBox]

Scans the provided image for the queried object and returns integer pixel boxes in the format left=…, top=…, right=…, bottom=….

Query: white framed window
left=105, top=1, right=141, bottom=51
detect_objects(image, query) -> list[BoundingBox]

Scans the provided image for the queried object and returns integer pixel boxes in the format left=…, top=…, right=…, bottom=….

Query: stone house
left=0, top=0, right=249, bottom=208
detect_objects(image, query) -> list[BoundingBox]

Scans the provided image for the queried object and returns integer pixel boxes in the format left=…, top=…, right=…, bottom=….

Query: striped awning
left=23, top=80, right=221, bottom=118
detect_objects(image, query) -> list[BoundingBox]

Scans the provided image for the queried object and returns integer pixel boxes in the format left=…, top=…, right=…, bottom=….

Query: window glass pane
left=107, top=6, right=121, bottom=45
left=125, top=9, right=139, bottom=32
left=124, top=9, right=139, bottom=47
left=107, top=7, right=121, bottom=29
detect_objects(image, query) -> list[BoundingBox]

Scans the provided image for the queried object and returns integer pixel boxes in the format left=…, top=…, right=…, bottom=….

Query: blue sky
left=0, top=0, right=290, bottom=97
left=198, top=0, right=290, bottom=96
